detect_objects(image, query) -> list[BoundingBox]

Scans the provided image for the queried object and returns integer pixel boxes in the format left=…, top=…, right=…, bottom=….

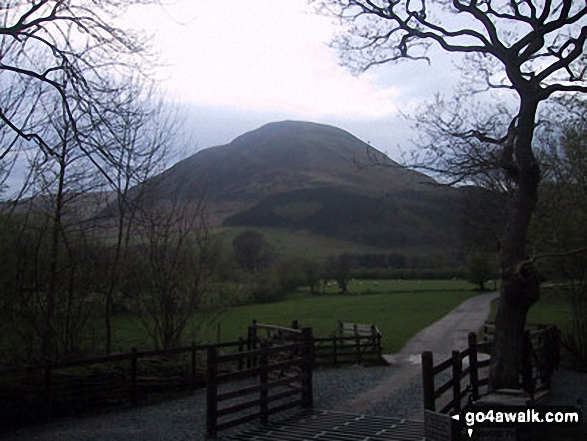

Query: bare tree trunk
left=43, top=141, right=68, bottom=360
left=105, top=205, right=125, bottom=355
left=490, top=99, right=542, bottom=390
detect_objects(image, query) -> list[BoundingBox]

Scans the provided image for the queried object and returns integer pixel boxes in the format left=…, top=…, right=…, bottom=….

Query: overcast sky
left=123, top=0, right=463, bottom=160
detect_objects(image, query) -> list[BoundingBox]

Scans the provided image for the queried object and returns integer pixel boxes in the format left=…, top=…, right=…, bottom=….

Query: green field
left=202, top=290, right=478, bottom=353
left=109, top=279, right=479, bottom=354
left=488, top=284, right=574, bottom=329
left=62, top=280, right=580, bottom=357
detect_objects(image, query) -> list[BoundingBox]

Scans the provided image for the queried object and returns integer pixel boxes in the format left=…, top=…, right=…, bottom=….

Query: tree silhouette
left=312, top=0, right=587, bottom=389
left=0, top=1, right=155, bottom=179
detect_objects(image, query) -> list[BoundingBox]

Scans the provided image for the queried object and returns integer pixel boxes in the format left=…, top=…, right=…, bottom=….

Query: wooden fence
left=314, top=321, right=383, bottom=365
left=422, top=324, right=560, bottom=416
left=422, top=332, right=490, bottom=415
left=1, top=319, right=383, bottom=432
left=485, top=322, right=561, bottom=395
left=314, top=334, right=383, bottom=365
left=0, top=342, right=229, bottom=429
left=206, top=326, right=314, bottom=438
left=246, top=319, right=383, bottom=366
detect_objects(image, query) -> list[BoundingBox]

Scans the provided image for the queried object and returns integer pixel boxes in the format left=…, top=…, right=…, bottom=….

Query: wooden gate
left=206, top=326, right=313, bottom=438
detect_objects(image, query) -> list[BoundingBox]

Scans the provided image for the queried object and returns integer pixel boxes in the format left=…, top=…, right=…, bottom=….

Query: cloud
left=124, top=0, right=400, bottom=118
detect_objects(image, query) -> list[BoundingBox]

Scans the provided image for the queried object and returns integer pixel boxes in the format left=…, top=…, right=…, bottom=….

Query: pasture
left=488, top=284, right=574, bottom=328
left=109, top=279, right=479, bottom=354
left=110, top=279, right=578, bottom=357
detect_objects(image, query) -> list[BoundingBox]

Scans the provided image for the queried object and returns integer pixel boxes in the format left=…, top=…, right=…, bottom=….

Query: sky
left=1, top=0, right=466, bottom=194
left=122, top=0, right=463, bottom=160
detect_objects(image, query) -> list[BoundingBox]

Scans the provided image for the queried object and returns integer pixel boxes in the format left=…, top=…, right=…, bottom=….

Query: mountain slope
left=224, top=186, right=462, bottom=247
left=148, top=120, right=440, bottom=226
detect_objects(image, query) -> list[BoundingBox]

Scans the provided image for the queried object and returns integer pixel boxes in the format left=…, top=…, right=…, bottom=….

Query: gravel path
left=2, top=366, right=400, bottom=441
left=4, top=291, right=585, bottom=440
left=333, top=292, right=499, bottom=420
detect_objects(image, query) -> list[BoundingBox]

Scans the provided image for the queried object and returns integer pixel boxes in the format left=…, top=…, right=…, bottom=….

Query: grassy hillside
left=215, top=226, right=399, bottom=260
left=214, top=226, right=461, bottom=266
left=224, top=187, right=462, bottom=248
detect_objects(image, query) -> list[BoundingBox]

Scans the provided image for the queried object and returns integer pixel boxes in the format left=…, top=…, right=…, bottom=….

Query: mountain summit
left=150, top=121, right=437, bottom=224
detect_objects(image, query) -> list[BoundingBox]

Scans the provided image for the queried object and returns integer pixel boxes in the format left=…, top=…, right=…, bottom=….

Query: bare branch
left=534, top=247, right=587, bottom=262
left=0, top=0, right=156, bottom=180
left=0, top=107, right=57, bottom=158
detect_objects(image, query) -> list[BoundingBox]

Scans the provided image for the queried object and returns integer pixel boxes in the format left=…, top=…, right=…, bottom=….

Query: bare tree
left=0, top=0, right=156, bottom=177
left=534, top=97, right=587, bottom=367
left=4, top=120, right=103, bottom=361
left=325, top=254, right=353, bottom=294
left=129, top=195, right=219, bottom=349
left=18, top=67, right=144, bottom=358
left=312, top=0, right=587, bottom=389
left=92, top=80, right=176, bottom=354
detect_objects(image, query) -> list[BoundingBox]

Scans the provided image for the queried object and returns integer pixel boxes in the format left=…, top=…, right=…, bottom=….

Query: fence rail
left=206, top=326, right=314, bottom=438
left=314, top=334, right=383, bottom=365
left=314, top=321, right=383, bottom=365
left=0, top=340, right=247, bottom=429
left=1, top=318, right=383, bottom=432
left=422, top=323, right=560, bottom=417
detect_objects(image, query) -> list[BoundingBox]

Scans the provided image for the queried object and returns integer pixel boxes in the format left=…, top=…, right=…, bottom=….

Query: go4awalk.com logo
left=451, top=404, right=582, bottom=438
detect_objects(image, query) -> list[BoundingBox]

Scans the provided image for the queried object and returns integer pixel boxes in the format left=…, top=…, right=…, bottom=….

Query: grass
left=527, top=285, right=575, bottom=326
left=214, top=226, right=372, bottom=260
left=486, top=284, right=587, bottom=371
left=189, top=279, right=477, bottom=354
left=487, top=284, right=574, bottom=330
left=103, top=279, right=478, bottom=354
left=213, top=226, right=456, bottom=262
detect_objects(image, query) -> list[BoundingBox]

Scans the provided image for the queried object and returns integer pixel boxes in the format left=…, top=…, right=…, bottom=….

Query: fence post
left=191, top=341, right=197, bottom=393
left=259, top=340, right=269, bottom=424
left=252, top=319, right=258, bottom=367
left=333, top=336, right=338, bottom=365
left=250, top=319, right=258, bottom=343
left=247, top=326, right=252, bottom=369
left=452, top=350, right=462, bottom=414
left=356, top=335, right=362, bottom=365
left=522, top=330, right=533, bottom=396
left=468, top=332, right=479, bottom=401
left=238, top=338, right=244, bottom=371
left=247, top=319, right=258, bottom=368
left=554, top=326, right=562, bottom=369
left=375, top=332, right=382, bottom=360
left=301, top=327, right=314, bottom=408
left=422, top=351, right=435, bottom=411
left=207, top=345, right=218, bottom=438
left=44, top=362, right=52, bottom=421
left=131, top=347, right=138, bottom=407
left=537, top=325, right=558, bottom=389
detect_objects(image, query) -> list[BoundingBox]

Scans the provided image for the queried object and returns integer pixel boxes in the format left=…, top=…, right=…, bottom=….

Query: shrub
left=466, top=252, right=496, bottom=291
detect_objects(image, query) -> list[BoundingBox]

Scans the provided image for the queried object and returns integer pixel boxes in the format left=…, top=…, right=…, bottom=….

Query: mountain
left=145, top=120, right=463, bottom=248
